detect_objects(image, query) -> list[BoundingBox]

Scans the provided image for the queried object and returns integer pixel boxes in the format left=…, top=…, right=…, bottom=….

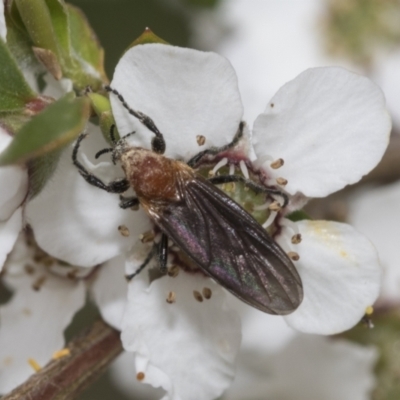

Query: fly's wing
left=153, top=175, right=303, bottom=315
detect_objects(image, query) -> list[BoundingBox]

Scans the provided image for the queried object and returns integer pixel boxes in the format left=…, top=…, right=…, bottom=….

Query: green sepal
left=286, top=210, right=312, bottom=222
left=0, top=92, right=90, bottom=166
left=0, top=37, right=36, bottom=112
left=127, top=28, right=168, bottom=50
left=87, top=92, right=111, bottom=115
left=87, top=92, right=119, bottom=143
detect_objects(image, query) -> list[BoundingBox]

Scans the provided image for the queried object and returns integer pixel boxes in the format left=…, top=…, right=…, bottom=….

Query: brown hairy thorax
left=119, top=148, right=193, bottom=203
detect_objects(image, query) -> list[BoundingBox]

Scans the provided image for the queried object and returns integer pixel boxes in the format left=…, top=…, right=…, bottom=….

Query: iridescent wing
left=152, top=174, right=303, bottom=315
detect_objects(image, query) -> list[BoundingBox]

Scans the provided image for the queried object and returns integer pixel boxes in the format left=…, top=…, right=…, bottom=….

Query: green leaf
left=0, top=93, right=90, bottom=165
left=14, top=0, right=61, bottom=59
left=342, top=309, right=400, bottom=400
left=127, top=28, right=168, bottom=50
left=66, top=4, right=107, bottom=87
left=12, top=0, right=107, bottom=90
left=0, top=37, right=36, bottom=112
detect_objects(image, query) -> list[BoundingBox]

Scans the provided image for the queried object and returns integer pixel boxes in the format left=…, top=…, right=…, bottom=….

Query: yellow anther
left=52, top=348, right=71, bottom=360
left=28, top=358, right=41, bottom=372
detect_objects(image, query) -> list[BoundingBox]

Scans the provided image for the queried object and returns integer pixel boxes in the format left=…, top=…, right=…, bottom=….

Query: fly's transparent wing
left=153, top=175, right=303, bottom=315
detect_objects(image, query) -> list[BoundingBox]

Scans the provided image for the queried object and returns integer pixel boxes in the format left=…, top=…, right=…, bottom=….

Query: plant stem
left=2, top=319, right=123, bottom=400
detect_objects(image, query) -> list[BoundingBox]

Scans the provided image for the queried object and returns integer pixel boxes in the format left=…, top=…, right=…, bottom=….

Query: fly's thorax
left=120, top=148, right=190, bottom=202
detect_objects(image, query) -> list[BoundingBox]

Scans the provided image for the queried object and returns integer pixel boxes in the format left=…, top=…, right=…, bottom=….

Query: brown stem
left=2, top=319, right=123, bottom=400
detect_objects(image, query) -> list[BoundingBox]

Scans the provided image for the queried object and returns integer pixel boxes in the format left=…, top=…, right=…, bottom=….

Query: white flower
left=349, top=182, right=400, bottom=302
left=223, top=316, right=378, bottom=400
left=0, top=127, right=28, bottom=272
left=24, top=43, right=390, bottom=399
left=0, top=234, right=85, bottom=393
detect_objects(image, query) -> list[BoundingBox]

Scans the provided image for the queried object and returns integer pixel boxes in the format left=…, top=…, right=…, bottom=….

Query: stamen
left=365, top=306, right=374, bottom=316
left=210, top=157, right=228, bottom=176
left=118, top=225, right=130, bottom=237
left=24, top=264, right=35, bottom=274
left=167, top=265, right=180, bottom=277
left=52, top=348, right=71, bottom=360
left=139, top=231, right=155, bottom=243
left=288, top=251, right=300, bottom=261
left=67, top=269, right=79, bottom=280
left=270, top=158, right=284, bottom=169
left=202, top=287, right=212, bottom=299
left=166, top=291, right=176, bottom=304
left=32, top=276, right=47, bottom=291
left=239, top=160, right=249, bottom=179
left=254, top=201, right=272, bottom=211
left=196, top=135, right=206, bottom=146
left=291, top=234, right=302, bottom=244
left=262, top=211, right=277, bottom=228
left=229, top=163, right=235, bottom=175
left=28, top=358, right=41, bottom=372
left=136, top=372, right=145, bottom=381
left=276, top=177, right=288, bottom=186
left=268, top=201, right=282, bottom=212
left=193, top=290, right=204, bottom=302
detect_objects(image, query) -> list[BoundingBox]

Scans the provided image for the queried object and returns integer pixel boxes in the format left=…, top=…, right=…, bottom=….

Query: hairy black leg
left=105, top=85, right=166, bottom=154
left=125, top=245, right=157, bottom=281
left=187, top=121, right=245, bottom=168
left=158, top=233, right=169, bottom=273
left=95, top=148, right=113, bottom=159
left=119, top=195, right=139, bottom=209
left=72, top=132, right=130, bottom=193
left=209, top=174, right=289, bottom=208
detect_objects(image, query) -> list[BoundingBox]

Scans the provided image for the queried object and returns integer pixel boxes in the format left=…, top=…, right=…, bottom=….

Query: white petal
left=26, top=125, right=152, bottom=267
left=253, top=67, right=391, bottom=197
left=121, top=271, right=241, bottom=400
left=282, top=220, right=381, bottom=334
left=91, top=255, right=128, bottom=330
left=349, top=183, right=400, bottom=301
left=110, top=44, right=243, bottom=161
left=110, top=352, right=165, bottom=400
left=0, top=128, right=28, bottom=220
left=0, top=208, right=22, bottom=272
left=223, top=335, right=377, bottom=400
left=0, top=240, right=85, bottom=394
left=0, top=1, right=6, bottom=42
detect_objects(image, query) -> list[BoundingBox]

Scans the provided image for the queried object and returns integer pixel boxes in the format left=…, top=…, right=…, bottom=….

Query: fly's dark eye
left=152, top=136, right=166, bottom=154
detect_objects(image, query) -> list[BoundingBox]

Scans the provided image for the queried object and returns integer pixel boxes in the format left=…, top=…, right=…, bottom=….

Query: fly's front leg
left=73, top=132, right=130, bottom=193
left=125, top=245, right=156, bottom=281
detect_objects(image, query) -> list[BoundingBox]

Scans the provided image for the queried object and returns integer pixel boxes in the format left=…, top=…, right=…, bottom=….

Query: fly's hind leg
left=125, top=246, right=156, bottom=281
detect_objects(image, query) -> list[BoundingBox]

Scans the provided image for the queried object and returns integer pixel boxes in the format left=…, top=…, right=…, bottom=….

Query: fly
left=72, top=85, right=303, bottom=315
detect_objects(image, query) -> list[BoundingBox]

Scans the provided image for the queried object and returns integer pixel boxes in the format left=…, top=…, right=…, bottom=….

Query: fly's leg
left=125, top=246, right=157, bottom=281
left=105, top=86, right=166, bottom=154
left=125, top=233, right=169, bottom=281
left=72, top=132, right=130, bottom=193
left=158, top=233, right=169, bottom=273
left=119, top=195, right=139, bottom=209
left=188, top=121, right=245, bottom=168
left=209, top=174, right=289, bottom=208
